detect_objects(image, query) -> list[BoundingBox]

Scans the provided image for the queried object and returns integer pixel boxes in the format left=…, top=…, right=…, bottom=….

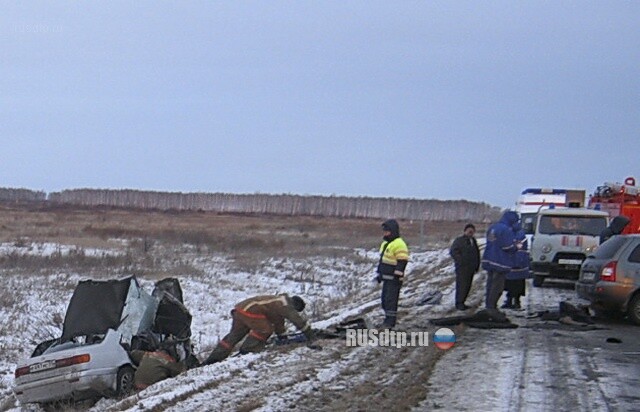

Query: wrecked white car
left=13, top=276, right=194, bottom=405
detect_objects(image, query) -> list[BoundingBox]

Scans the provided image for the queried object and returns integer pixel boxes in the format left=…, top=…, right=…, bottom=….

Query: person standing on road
left=502, top=222, right=531, bottom=309
left=375, top=219, right=410, bottom=328
left=481, top=211, right=518, bottom=312
left=450, top=223, right=481, bottom=311
left=202, top=294, right=313, bottom=365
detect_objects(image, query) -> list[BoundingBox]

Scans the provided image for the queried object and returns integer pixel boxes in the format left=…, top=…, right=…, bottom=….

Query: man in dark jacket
left=202, top=294, right=312, bottom=365
left=376, top=219, right=410, bottom=328
left=450, top=223, right=480, bottom=310
left=600, top=215, right=630, bottom=244
left=481, top=211, right=519, bottom=311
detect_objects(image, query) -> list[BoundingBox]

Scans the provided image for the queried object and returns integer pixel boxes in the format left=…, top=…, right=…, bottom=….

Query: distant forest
left=0, top=187, right=501, bottom=222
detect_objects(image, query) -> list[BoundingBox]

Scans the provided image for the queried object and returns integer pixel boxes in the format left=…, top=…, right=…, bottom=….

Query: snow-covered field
left=0, top=240, right=456, bottom=411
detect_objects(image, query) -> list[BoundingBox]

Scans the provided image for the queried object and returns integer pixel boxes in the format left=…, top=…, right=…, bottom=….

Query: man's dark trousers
left=381, top=279, right=401, bottom=327
left=455, top=268, right=475, bottom=306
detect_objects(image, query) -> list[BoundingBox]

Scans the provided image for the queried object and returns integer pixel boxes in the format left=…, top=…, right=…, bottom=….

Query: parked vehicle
left=576, top=234, right=640, bottom=325
left=588, top=176, right=640, bottom=235
left=14, top=276, right=194, bottom=405
left=515, top=187, right=586, bottom=242
left=527, top=206, right=609, bottom=287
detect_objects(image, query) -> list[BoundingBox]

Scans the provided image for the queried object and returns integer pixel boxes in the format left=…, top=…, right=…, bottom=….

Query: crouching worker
left=202, top=294, right=313, bottom=365
left=130, top=339, right=186, bottom=391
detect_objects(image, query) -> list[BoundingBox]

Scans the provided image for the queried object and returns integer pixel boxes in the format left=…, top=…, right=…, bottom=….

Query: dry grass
left=0, top=202, right=486, bottom=273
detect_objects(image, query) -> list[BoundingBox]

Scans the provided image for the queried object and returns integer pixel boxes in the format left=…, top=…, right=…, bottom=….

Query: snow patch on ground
left=0, top=242, right=124, bottom=257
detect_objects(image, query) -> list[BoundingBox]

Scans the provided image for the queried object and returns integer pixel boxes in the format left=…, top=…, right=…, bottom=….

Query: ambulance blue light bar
left=520, top=188, right=567, bottom=195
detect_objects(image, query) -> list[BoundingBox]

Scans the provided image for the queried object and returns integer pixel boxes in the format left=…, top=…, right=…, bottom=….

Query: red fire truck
left=588, top=177, right=640, bottom=234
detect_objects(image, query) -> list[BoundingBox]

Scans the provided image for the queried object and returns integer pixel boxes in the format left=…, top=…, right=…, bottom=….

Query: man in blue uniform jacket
left=481, top=211, right=519, bottom=312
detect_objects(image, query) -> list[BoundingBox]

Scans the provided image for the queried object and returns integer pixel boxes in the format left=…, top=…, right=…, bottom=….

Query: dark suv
left=576, top=234, right=640, bottom=325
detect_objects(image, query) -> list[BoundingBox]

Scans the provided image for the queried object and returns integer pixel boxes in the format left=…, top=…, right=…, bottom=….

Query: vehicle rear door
left=622, top=239, right=640, bottom=286
left=581, top=236, right=629, bottom=283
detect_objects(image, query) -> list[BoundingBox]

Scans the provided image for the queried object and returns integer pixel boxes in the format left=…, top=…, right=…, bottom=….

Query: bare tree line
left=0, top=187, right=500, bottom=221
left=38, top=189, right=499, bottom=221
left=0, top=188, right=46, bottom=203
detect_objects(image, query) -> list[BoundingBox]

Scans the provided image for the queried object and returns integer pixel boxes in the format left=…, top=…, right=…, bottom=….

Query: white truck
left=526, top=206, right=609, bottom=287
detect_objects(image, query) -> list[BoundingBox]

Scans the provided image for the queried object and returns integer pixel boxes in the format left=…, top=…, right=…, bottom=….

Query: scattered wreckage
left=428, top=301, right=602, bottom=331
left=13, top=276, right=195, bottom=405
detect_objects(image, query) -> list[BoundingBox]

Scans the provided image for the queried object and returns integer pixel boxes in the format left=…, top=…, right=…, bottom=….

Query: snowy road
left=423, top=279, right=640, bottom=412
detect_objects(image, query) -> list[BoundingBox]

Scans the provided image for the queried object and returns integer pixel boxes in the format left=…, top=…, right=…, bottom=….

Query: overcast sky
left=1, top=2, right=638, bottom=208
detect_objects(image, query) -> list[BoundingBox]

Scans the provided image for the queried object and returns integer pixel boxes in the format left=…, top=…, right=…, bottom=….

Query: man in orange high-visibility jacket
left=202, top=294, right=312, bottom=365
left=376, top=219, right=409, bottom=329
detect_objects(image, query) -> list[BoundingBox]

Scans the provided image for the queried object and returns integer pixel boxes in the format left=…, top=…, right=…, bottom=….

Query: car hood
left=608, top=216, right=631, bottom=235
left=62, top=277, right=157, bottom=343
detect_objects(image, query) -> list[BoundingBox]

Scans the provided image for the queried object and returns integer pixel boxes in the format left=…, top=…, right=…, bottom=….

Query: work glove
left=303, top=328, right=315, bottom=342
left=373, top=274, right=382, bottom=284
left=303, top=328, right=322, bottom=349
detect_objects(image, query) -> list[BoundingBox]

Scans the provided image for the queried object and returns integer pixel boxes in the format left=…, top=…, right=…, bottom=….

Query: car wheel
left=628, top=294, right=640, bottom=326
left=533, top=275, right=544, bottom=287
left=116, top=366, right=135, bottom=396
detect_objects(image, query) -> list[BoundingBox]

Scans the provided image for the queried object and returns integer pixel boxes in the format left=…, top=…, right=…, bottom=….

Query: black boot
left=513, top=297, right=522, bottom=309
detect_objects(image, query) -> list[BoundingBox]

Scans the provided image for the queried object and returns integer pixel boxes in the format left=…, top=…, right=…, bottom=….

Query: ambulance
left=515, top=188, right=586, bottom=238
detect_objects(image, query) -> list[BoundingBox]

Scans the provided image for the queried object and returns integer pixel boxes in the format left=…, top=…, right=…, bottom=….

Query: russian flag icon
left=433, top=328, right=456, bottom=350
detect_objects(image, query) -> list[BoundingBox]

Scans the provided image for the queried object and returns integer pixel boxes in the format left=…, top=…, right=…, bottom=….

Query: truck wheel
left=116, top=366, right=135, bottom=396
left=628, top=294, right=640, bottom=326
left=533, top=275, right=545, bottom=287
